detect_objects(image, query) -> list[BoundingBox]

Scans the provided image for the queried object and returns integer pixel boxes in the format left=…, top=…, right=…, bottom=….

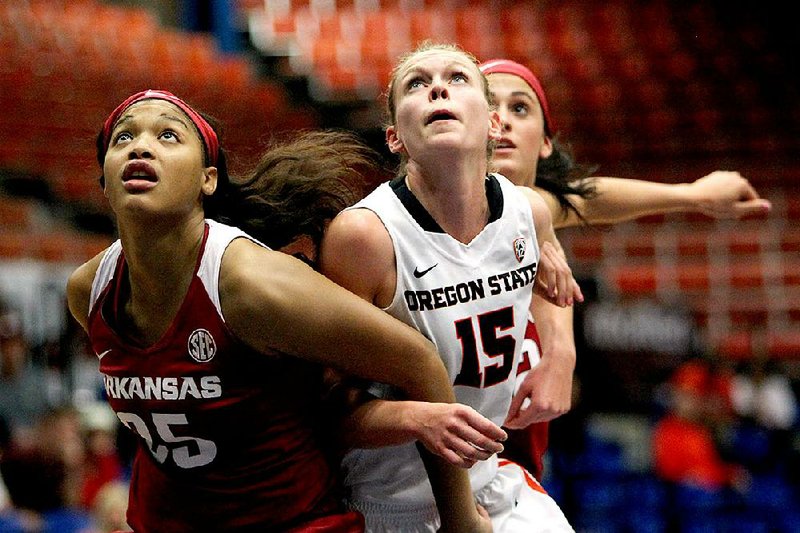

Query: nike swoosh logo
left=413, top=264, right=438, bottom=278
left=96, top=349, right=112, bottom=360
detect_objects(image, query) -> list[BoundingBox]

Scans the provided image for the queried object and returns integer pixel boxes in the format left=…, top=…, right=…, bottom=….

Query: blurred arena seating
left=0, top=0, right=318, bottom=237
left=0, top=0, right=797, bottom=359
left=242, top=0, right=799, bottom=163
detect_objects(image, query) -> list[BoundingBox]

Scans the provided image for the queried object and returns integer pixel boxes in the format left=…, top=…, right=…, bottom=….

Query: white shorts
left=359, top=460, right=574, bottom=532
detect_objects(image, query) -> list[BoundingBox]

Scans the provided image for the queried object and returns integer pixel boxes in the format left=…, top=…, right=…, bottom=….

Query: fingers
left=457, top=425, right=504, bottom=455
left=734, top=198, right=773, bottom=218
left=505, top=390, right=526, bottom=425
left=504, top=402, right=560, bottom=429
left=423, top=405, right=507, bottom=467
left=535, top=243, right=580, bottom=307
left=735, top=173, right=760, bottom=201
left=438, top=447, right=477, bottom=469
left=443, top=436, right=493, bottom=465
left=458, top=405, right=508, bottom=442
left=476, top=503, right=490, bottom=520
left=571, top=277, right=584, bottom=303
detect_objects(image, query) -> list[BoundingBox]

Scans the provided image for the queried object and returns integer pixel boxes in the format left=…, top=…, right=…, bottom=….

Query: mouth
left=122, top=161, right=158, bottom=183
left=425, top=109, right=458, bottom=125
left=495, top=138, right=516, bottom=150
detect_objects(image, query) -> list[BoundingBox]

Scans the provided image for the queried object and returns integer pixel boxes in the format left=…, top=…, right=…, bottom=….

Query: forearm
left=531, top=294, right=576, bottom=368
left=340, top=399, right=424, bottom=449
left=567, top=177, right=692, bottom=227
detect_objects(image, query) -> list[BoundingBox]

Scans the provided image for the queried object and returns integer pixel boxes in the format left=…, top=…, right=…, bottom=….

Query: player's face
left=488, top=73, right=552, bottom=188
left=387, top=50, right=499, bottom=162
left=102, top=100, right=216, bottom=220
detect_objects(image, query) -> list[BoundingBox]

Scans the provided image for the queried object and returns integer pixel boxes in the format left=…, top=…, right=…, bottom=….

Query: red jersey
left=87, top=220, right=350, bottom=532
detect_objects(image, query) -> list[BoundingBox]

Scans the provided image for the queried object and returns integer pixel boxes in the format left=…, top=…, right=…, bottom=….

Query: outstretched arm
left=539, top=170, right=772, bottom=229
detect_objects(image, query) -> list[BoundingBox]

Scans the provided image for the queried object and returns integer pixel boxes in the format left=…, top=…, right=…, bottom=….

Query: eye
left=113, top=131, right=133, bottom=145
left=160, top=129, right=179, bottom=142
left=451, top=72, right=468, bottom=84
left=407, top=77, right=425, bottom=91
left=512, top=102, right=529, bottom=117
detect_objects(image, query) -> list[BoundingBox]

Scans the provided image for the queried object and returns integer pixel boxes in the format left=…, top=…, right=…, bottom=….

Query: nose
left=497, top=107, right=512, bottom=131
left=127, top=135, right=154, bottom=160
left=429, top=79, right=449, bottom=102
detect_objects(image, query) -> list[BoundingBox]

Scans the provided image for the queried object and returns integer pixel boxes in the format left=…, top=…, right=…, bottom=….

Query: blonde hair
left=383, top=41, right=496, bottom=176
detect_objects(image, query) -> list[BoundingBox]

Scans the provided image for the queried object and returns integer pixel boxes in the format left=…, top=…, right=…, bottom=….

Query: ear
left=385, top=126, right=405, bottom=155
left=539, top=135, right=554, bottom=159
left=201, top=167, right=218, bottom=196
left=488, top=110, right=502, bottom=141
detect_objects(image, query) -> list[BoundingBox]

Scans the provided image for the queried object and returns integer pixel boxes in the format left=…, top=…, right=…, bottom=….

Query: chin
left=491, top=161, right=516, bottom=178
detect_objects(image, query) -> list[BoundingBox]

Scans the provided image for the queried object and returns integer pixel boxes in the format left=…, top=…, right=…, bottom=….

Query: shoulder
left=326, top=207, right=392, bottom=253
left=515, top=185, right=552, bottom=229
left=320, top=207, right=396, bottom=304
left=219, top=237, right=293, bottom=293
left=66, top=249, right=106, bottom=331
left=219, top=238, right=314, bottom=324
left=530, top=185, right=563, bottom=217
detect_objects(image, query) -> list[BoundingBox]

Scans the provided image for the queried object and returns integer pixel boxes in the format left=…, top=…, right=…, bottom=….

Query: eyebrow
left=490, top=89, right=536, bottom=102
left=113, top=112, right=191, bottom=132
left=403, top=60, right=475, bottom=80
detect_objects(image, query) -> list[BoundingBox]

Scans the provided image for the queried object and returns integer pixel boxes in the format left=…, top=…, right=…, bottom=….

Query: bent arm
left=339, top=392, right=506, bottom=467
left=540, top=171, right=771, bottom=230
left=505, top=295, right=576, bottom=428
left=221, top=237, right=448, bottom=402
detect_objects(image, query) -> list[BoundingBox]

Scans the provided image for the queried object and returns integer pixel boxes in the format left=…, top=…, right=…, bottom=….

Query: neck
left=117, top=212, right=206, bottom=312
left=405, top=153, right=490, bottom=244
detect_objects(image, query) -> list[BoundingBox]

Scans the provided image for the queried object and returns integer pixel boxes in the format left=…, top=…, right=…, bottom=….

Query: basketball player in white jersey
left=320, top=42, right=581, bottom=532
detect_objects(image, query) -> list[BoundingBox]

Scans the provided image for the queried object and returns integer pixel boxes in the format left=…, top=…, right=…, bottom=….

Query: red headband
left=479, top=59, right=556, bottom=136
left=101, top=89, right=219, bottom=166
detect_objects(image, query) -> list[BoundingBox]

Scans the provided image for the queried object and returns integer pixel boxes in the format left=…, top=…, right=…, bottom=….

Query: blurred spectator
left=651, top=360, right=747, bottom=490
left=0, top=305, right=52, bottom=447
left=78, top=403, right=124, bottom=510
left=0, top=415, right=10, bottom=513
left=730, top=355, right=798, bottom=432
left=90, top=480, right=129, bottom=533
left=0, top=407, right=94, bottom=532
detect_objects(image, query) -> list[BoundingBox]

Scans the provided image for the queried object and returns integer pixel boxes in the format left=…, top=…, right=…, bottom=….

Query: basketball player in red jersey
left=66, top=90, right=506, bottom=532
left=480, top=58, right=772, bottom=479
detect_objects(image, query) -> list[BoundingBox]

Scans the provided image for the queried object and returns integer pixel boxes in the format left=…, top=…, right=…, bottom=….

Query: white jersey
left=342, top=174, right=540, bottom=520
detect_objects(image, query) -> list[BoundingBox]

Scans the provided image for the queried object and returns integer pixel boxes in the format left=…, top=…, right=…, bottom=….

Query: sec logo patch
left=188, top=329, right=216, bottom=363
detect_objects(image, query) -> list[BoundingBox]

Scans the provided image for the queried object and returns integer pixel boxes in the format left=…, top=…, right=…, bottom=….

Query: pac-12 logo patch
left=513, top=237, right=526, bottom=263
left=188, top=329, right=216, bottom=363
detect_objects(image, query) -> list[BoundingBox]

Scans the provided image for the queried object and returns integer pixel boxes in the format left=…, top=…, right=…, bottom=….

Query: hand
left=690, top=171, right=772, bottom=219
left=534, top=241, right=583, bottom=307
left=412, top=402, right=508, bottom=468
left=504, top=354, right=574, bottom=429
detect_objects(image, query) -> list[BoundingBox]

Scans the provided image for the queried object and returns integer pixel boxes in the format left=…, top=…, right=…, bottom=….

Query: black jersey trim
left=389, top=175, right=504, bottom=233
